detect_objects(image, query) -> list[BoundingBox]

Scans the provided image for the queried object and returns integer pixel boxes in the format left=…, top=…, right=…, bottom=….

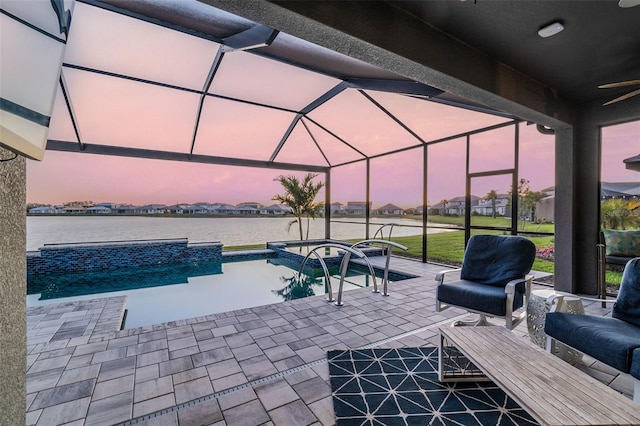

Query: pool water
left=27, top=255, right=406, bottom=329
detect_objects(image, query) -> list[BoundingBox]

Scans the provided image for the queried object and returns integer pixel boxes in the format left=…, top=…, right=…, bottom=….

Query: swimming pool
left=27, top=252, right=412, bottom=329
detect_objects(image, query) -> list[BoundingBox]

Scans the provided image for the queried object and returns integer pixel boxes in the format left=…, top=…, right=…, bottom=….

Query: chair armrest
left=553, top=294, right=617, bottom=304
left=504, top=274, right=533, bottom=295
left=547, top=294, right=564, bottom=312
left=435, top=268, right=461, bottom=285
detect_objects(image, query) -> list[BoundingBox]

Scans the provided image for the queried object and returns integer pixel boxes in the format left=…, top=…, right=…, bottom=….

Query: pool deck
left=25, top=257, right=631, bottom=425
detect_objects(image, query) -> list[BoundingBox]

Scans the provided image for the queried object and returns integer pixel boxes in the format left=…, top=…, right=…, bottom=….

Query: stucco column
left=0, top=146, right=26, bottom=424
left=554, top=118, right=600, bottom=295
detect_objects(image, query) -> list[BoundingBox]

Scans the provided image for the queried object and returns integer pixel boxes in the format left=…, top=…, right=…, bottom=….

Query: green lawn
left=224, top=217, right=622, bottom=287
left=385, top=230, right=555, bottom=274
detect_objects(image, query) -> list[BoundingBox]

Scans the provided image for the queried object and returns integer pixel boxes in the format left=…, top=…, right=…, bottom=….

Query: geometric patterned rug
left=327, top=347, right=538, bottom=425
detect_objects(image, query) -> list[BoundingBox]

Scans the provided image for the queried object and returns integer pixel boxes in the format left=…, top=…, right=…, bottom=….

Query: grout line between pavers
left=116, top=314, right=465, bottom=425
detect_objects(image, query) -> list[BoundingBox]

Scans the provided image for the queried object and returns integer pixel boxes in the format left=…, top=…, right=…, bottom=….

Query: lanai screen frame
left=36, top=0, right=552, bottom=261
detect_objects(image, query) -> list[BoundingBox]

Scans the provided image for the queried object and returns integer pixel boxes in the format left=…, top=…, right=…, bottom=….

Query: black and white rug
left=327, top=347, right=537, bottom=426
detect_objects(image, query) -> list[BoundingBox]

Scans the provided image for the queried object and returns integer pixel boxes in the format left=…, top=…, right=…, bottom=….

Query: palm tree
left=601, top=198, right=640, bottom=230
left=486, top=189, right=498, bottom=219
left=439, top=199, right=448, bottom=216
left=272, top=173, right=325, bottom=240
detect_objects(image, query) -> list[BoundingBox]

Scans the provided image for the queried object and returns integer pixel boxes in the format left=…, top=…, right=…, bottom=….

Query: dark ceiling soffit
left=222, top=24, right=278, bottom=51
left=58, top=72, right=84, bottom=150
left=357, top=90, right=427, bottom=145
left=269, top=82, right=349, bottom=162
left=190, top=46, right=226, bottom=156
left=46, top=140, right=329, bottom=173
left=347, top=79, right=442, bottom=98
left=624, top=154, right=640, bottom=172
left=411, top=94, right=518, bottom=120
left=83, top=0, right=223, bottom=44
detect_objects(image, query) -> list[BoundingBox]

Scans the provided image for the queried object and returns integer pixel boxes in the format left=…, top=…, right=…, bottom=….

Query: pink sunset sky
left=27, top=118, right=639, bottom=208
left=25, top=2, right=640, bottom=208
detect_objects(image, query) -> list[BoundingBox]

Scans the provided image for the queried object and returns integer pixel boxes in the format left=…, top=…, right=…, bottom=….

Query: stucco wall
left=0, top=147, right=26, bottom=424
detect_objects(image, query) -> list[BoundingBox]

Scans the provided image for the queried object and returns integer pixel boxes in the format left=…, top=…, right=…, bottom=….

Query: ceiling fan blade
left=598, top=80, right=640, bottom=89
left=603, top=87, right=640, bottom=106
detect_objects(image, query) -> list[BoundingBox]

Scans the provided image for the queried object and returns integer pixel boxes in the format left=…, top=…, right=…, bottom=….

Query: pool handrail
left=297, top=243, right=366, bottom=305
left=351, top=239, right=408, bottom=296
left=372, top=223, right=400, bottom=241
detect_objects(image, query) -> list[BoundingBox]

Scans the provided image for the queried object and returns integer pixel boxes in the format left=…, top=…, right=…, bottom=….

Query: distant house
left=85, top=205, right=111, bottom=214
left=236, top=205, right=258, bottom=215
left=135, top=204, right=166, bottom=214
left=64, top=204, right=86, bottom=214
left=428, top=196, right=480, bottom=216
left=165, top=204, right=186, bottom=214
left=238, top=202, right=262, bottom=209
left=411, top=205, right=424, bottom=215
left=376, top=203, right=404, bottom=215
left=536, top=195, right=555, bottom=222
left=209, top=204, right=241, bottom=214
left=185, top=204, right=210, bottom=214
left=264, top=204, right=292, bottom=215
left=28, top=206, right=56, bottom=214
left=330, top=202, right=344, bottom=214
left=472, top=194, right=510, bottom=217
left=601, top=182, right=640, bottom=199
left=115, top=205, right=137, bottom=214
left=345, top=201, right=371, bottom=215
left=95, top=202, right=117, bottom=209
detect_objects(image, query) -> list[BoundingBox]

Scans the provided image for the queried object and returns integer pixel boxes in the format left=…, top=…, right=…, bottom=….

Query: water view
left=26, top=216, right=444, bottom=250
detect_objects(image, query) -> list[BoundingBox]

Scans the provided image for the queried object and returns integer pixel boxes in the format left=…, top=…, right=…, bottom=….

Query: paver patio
left=25, top=257, right=632, bottom=425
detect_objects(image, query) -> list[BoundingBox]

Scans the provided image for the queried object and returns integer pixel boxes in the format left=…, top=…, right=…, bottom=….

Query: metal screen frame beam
left=46, top=140, right=329, bottom=173
left=269, top=82, right=348, bottom=162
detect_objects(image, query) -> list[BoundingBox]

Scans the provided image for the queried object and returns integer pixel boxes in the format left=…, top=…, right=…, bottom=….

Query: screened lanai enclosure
left=8, top=0, right=555, bottom=263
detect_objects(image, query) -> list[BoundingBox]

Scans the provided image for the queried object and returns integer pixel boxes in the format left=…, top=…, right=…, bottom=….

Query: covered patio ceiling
left=44, top=0, right=517, bottom=173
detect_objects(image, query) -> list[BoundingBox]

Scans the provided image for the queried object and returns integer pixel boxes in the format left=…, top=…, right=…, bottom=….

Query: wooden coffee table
left=438, top=326, right=640, bottom=426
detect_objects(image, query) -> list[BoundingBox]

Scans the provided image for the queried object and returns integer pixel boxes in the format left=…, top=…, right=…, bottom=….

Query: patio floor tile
left=221, top=399, right=270, bottom=426
left=134, top=376, right=174, bottom=403
left=255, top=378, right=299, bottom=411
left=85, top=391, right=133, bottom=426
left=268, top=399, right=318, bottom=426
left=25, top=256, right=624, bottom=425
left=174, top=376, right=214, bottom=404
left=177, top=398, right=224, bottom=426
left=92, top=373, right=134, bottom=401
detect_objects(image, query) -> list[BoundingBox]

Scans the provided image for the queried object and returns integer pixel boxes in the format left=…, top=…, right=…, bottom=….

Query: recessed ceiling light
left=538, top=21, right=564, bottom=38
left=619, top=0, right=640, bottom=8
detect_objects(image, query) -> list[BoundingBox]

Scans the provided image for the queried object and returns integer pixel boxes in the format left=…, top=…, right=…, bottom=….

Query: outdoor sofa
left=545, top=257, right=640, bottom=402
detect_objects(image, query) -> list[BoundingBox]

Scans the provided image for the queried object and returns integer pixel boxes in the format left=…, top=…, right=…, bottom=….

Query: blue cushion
left=545, top=312, right=640, bottom=373
left=437, top=279, right=524, bottom=317
left=612, top=258, right=640, bottom=327
left=460, top=235, right=536, bottom=287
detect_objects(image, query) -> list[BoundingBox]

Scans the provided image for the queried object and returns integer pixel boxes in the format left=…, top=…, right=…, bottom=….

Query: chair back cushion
left=460, top=235, right=536, bottom=288
left=613, top=258, right=640, bottom=327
